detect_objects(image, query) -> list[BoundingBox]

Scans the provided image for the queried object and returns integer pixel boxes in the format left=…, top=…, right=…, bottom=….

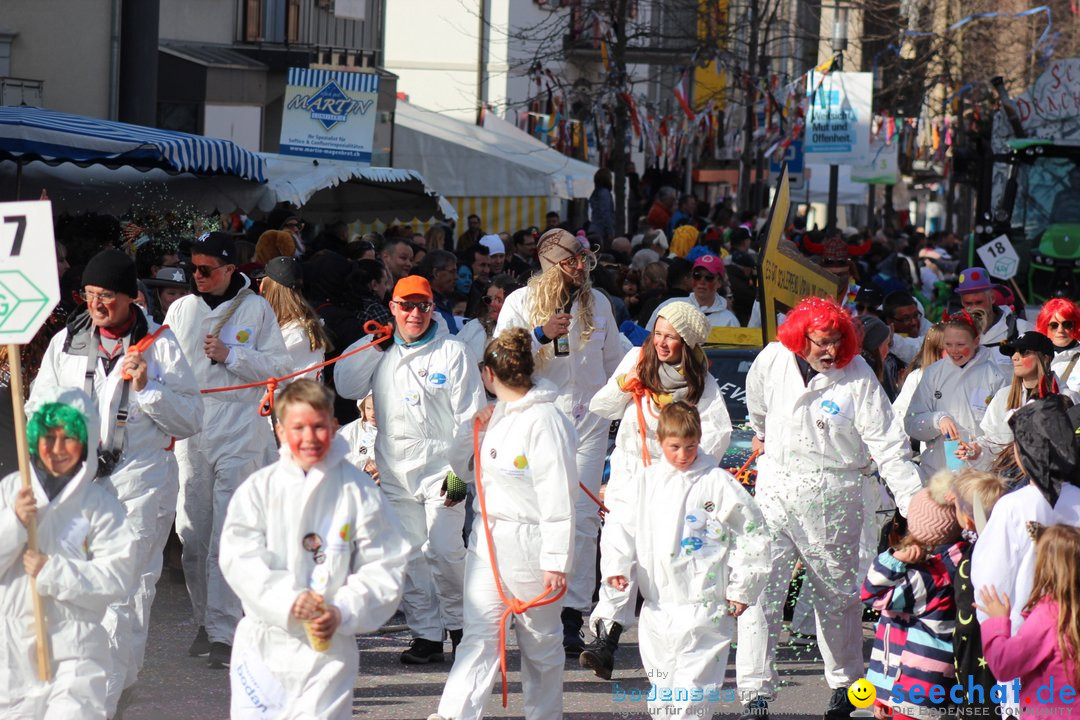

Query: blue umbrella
left=0, top=106, right=265, bottom=185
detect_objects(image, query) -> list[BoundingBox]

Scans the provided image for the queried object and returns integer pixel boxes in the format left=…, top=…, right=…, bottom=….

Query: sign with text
left=0, top=200, right=58, bottom=345
left=976, top=235, right=1021, bottom=280
left=758, top=165, right=842, bottom=343
left=280, top=68, right=379, bottom=164
left=804, top=71, right=873, bottom=164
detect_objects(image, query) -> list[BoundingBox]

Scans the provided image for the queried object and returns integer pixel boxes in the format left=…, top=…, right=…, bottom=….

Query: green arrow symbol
left=0, top=270, right=49, bottom=336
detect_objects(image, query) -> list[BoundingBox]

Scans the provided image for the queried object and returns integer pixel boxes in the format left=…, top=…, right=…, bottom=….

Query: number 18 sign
left=975, top=235, right=1021, bottom=281
left=0, top=201, right=58, bottom=345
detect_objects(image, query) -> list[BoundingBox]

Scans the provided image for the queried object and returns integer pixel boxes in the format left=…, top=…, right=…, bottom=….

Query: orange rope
left=729, top=448, right=761, bottom=486
left=121, top=324, right=171, bottom=380
left=200, top=320, right=393, bottom=417
left=620, top=376, right=654, bottom=467
left=471, top=418, right=566, bottom=708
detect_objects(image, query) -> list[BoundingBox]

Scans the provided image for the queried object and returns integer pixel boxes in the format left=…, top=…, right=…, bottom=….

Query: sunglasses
left=193, top=263, right=227, bottom=278
left=1049, top=321, right=1075, bottom=331
left=392, top=300, right=434, bottom=313
left=692, top=271, right=717, bottom=282
left=481, top=295, right=499, bottom=305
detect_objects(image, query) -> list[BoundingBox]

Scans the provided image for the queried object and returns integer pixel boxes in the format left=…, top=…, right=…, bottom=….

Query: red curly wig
left=776, top=295, right=861, bottom=368
left=1035, top=298, right=1080, bottom=342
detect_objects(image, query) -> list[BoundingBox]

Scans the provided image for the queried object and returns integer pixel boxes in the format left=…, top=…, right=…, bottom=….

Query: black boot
left=561, top=607, right=584, bottom=656
left=448, top=628, right=463, bottom=657
left=578, top=620, right=623, bottom=680
left=823, top=686, right=856, bottom=720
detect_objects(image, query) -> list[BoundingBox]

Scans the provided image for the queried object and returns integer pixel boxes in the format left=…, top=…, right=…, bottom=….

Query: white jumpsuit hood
left=1051, top=346, right=1080, bottom=394
left=220, top=435, right=409, bottom=720
left=904, top=346, right=1010, bottom=473
left=0, top=387, right=136, bottom=719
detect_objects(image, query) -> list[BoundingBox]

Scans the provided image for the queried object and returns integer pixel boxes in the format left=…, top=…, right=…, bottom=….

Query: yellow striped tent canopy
left=352, top=195, right=553, bottom=237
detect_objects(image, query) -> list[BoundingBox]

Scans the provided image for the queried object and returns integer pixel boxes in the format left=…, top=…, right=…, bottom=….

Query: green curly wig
left=27, top=403, right=88, bottom=455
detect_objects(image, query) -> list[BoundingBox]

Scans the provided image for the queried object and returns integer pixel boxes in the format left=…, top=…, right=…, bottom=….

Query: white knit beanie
left=657, top=301, right=710, bottom=349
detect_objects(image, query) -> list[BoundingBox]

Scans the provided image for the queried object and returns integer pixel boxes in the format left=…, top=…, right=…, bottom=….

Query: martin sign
left=280, top=68, right=379, bottom=164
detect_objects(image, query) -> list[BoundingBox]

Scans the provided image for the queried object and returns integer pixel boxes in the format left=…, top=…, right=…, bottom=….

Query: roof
left=392, top=101, right=598, bottom=199
left=160, top=42, right=268, bottom=71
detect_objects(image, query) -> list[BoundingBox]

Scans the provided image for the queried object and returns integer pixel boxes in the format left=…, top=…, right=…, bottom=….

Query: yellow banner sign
left=758, top=165, right=842, bottom=342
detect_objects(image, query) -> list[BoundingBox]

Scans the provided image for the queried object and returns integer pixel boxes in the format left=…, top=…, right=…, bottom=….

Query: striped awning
left=0, top=106, right=266, bottom=182
left=356, top=196, right=550, bottom=236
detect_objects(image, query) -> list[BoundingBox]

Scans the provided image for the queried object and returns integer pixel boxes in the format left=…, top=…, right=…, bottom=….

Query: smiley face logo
left=848, top=678, right=876, bottom=709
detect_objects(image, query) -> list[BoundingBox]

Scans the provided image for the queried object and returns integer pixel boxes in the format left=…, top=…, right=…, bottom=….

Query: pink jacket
left=981, top=598, right=1079, bottom=709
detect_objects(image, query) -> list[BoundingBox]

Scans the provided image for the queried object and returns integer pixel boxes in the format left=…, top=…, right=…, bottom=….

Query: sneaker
left=207, top=641, right=232, bottom=669
left=823, top=686, right=856, bottom=720
left=187, top=626, right=210, bottom=657
left=400, top=637, right=445, bottom=665
left=739, top=696, right=770, bottom=720
left=448, top=628, right=463, bottom=657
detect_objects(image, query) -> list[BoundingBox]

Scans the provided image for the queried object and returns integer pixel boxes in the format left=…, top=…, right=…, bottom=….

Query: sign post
left=757, top=165, right=843, bottom=344
left=1, top=200, right=60, bottom=681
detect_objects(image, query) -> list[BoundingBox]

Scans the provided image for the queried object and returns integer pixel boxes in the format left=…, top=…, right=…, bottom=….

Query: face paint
left=276, top=402, right=335, bottom=471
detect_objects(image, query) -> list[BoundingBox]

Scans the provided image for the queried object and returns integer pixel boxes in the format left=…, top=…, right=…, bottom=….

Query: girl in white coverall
left=0, top=387, right=134, bottom=719
left=430, top=328, right=578, bottom=720
left=602, top=402, right=770, bottom=720
left=584, top=300, right=731, bottom=678
left=904, top=312, right=1009, bottom=473
left=220, top=380, right=409, bottom=719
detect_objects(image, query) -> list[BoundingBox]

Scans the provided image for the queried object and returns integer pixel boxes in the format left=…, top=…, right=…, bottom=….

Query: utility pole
left=826, top=3, right=848, bottom=230
left=739, top=0, right=760, bottom=212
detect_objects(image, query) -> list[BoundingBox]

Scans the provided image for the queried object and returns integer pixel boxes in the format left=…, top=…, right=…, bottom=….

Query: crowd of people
left=2, top=190, right=1080, bottom=720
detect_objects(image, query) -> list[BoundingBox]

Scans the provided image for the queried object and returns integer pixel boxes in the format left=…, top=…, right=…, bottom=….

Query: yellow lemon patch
left=513, top=455, right=528, bottom=469
left=848, top=678, right=876, bottom=709
left=339, top=523, right=352, bottom=542
left=235, top=329, right=251, bottom=343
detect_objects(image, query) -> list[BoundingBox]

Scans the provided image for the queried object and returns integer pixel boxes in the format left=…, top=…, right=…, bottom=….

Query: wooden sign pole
left=6, top=344, right=51, bottom=681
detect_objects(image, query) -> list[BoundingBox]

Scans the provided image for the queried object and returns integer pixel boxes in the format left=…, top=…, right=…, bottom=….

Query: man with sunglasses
left=494, top=228, right=625, bottom=656
left=334, top=275, right=486, bottom=665
left=31, top=248, right=203, bottom=713
left=164, top=231, right=289, bottom=669
left=644, top=255, right=739, bottom=332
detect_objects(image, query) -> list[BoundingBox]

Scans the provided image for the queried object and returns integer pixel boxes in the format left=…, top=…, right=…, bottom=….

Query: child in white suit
left=220, top=380, right=410, bottom=719
left=602, top=401, right=771, bottom=719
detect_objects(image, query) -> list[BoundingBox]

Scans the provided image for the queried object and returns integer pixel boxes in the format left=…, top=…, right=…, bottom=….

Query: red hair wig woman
left=1035, top=298, right=1080, bottom=347
left=776, top=295, right=862, bottom=369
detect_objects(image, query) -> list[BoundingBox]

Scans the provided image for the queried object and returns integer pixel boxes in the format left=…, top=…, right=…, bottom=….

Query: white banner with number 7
left=0, top=200, right=59, bottom=345
left=975, top=235, right=1021, bottom=281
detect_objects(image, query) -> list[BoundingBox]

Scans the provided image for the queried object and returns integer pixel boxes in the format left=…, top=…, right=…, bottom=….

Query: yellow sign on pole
left=757, top=165, right=842, bottom=343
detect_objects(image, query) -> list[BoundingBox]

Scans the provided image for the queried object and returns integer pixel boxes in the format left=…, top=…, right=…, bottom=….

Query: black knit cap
left=82, top=248, right=138, bottom=297
left=191, top=231, right=236, bottom=261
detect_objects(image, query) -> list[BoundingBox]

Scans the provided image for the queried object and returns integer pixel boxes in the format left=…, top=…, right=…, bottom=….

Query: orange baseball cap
left=393, top=274, right=433, bottom=299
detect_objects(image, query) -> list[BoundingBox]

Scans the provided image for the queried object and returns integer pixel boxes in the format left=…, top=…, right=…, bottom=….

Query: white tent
left=392, top=101, right=598, bottom=233
left=0, top=153, right=454, bottom=224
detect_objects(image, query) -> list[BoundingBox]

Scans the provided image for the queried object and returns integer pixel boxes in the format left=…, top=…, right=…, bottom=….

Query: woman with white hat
left=582, top=300, right=732, bottom=679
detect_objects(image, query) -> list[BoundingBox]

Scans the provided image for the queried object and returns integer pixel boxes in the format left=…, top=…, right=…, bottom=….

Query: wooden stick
left=6, top=345, right=51, bottom=681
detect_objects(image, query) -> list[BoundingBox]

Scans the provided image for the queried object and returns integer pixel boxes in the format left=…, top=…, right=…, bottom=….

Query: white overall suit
left=0, top=388, right=135, bottom=719
left=903, top=347, right=1009, bottom=474
left=164, top=278, right=289, bottom=645
left=220, top=436, right=409, bottom=719
left=735, top=343, right=923, bottom=698
left=334, top=328, right=486, bottom=642
left=435, top=379, right=578, bottom=720
left=29, top=308, right=202, bottom=711
left=601, top=452, right=771, bottom=719
left=494, top=286, right=624, bottom=612
left=588, top=347, right=732, bottom=632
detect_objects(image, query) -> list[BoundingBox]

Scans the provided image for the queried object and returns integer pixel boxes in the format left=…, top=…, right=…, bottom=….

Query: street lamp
left=826, top=2, right=849, bottom=230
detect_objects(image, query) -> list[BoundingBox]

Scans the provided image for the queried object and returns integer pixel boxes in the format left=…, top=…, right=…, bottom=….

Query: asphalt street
left=118, top=572, right=873, bottom=719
